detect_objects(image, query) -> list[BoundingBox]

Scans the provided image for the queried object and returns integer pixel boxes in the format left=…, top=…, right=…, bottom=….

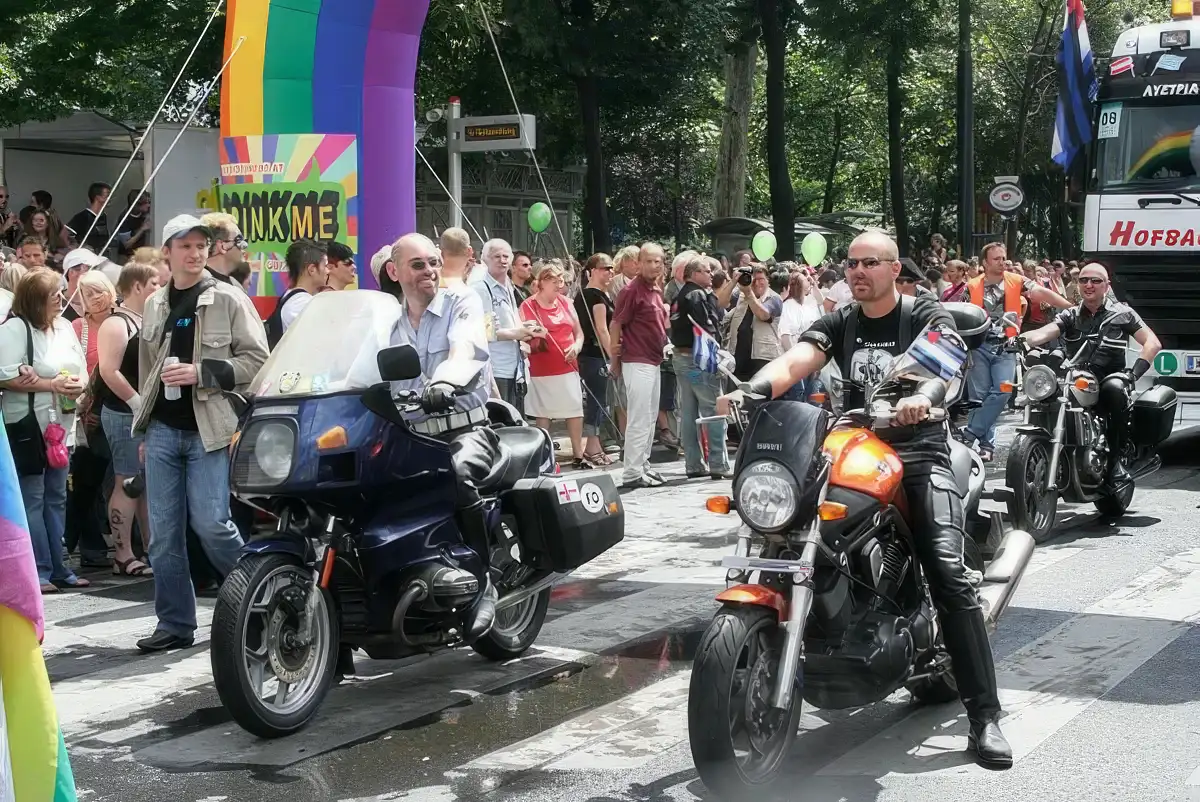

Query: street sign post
left=445, top=103, right=537, bottom=230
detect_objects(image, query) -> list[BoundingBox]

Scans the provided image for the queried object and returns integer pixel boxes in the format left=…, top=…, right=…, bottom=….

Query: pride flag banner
left=0, top=417, right=77, bottom=802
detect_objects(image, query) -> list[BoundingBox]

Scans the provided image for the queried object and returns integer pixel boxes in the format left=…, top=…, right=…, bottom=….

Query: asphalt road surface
left=50, top=420, right=1200, bottom=802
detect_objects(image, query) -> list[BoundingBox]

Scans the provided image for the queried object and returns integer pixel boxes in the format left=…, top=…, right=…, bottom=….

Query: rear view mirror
left=378, top=345, right=422, bottom=382
left=201, top=359, right=237, bottom=392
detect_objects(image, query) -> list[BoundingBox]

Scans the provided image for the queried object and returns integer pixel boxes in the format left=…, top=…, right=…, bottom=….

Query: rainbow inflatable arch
left=220, top=0, right=430, bottom=314
left=1126, top=126, right=1200, bottom=182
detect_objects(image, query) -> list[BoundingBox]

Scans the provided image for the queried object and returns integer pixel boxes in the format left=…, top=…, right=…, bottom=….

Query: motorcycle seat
left=483, top=426, right=551, bottom=492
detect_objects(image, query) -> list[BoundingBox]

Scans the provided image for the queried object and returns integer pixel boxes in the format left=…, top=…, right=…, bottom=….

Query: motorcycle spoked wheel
left=907, top=538, right=985, bottom=705
left=1006, top=434, right=1062, bottom=541
left=689, top=604, right=802, bottom=798
left=211, top=554, right=339, bottom=739
left=471, top=587, right=551, bottom=661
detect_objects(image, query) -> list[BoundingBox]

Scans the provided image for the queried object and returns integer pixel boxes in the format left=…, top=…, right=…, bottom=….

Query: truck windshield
left=1096, top=101, right=1200, bottom=191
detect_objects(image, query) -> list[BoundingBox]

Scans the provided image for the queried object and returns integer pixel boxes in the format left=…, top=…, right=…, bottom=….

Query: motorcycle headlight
left=737, top=462, right=798, bottom=531
left=1024, top=365, right=1059, bottom=402
left=252, top=421, right=295, bottom=482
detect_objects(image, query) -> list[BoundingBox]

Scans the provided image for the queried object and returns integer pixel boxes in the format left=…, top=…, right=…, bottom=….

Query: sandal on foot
left=113, top=558, right=153, bottom=577
left=41, top=583, right=61, bottom=595
left=51, top=576, right=91, bottom=590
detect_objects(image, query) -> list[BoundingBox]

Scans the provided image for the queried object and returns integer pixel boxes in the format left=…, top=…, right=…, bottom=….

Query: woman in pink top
left=520, top=261, right=586, bottom=465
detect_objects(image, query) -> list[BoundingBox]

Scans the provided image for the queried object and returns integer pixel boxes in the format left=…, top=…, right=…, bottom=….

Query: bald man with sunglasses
left=1017, top=263, right=1161, bottom=488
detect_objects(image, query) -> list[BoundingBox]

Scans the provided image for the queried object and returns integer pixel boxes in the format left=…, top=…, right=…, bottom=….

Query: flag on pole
left=1051, top=0, right=1099, bottom=169
left=910, top=324, right=969, bottom=382
left=692, top=322, right=720, bottom=374
left=0, top=418, right=78, bottom=802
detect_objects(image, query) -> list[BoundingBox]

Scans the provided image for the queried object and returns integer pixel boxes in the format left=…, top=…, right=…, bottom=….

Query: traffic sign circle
left=989, top=182, right=1025, bottom=214
left=1154, top=352, right=1179, bottom=376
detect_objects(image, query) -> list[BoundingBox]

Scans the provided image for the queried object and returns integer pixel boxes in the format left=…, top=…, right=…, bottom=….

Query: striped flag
left=0, top=418, right=77, bottom=802
left=910, top=324, right=968, bottom=382
left=692, top=322, right=720, bottom=374
left=1051, top=0, right=1099, bottom=169
left=1109, top=55, right=1134, bottom=76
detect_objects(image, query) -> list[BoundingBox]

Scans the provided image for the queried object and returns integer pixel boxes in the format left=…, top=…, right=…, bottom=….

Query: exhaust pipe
left=495, top=570, right=571, bottom=612
left=978, top=529, right=1036, bottom=630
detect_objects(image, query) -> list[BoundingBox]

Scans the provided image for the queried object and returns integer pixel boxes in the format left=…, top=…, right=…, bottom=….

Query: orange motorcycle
left=687, top=317, right=1035, bottom=798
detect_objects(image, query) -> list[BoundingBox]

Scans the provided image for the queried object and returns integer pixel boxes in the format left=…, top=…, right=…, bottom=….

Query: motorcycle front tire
left=1005, top=433, right=1059, bottom=541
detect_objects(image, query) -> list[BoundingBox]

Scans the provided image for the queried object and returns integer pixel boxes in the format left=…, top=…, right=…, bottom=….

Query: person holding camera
left=726, top=265, right=783, bottom=381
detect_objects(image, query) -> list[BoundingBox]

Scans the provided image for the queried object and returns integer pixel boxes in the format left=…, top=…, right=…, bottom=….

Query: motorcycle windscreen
left=249, top=291, right=404, bottom=398
left=735, top=399, right=830, bottom=506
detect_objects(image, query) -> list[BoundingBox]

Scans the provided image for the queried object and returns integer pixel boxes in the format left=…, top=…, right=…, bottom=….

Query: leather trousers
left=901, top=460, right=1002, bottom=721
left=448, top=426, right=502, bottom=564
left=1098, top=373, right=1133, bottom=483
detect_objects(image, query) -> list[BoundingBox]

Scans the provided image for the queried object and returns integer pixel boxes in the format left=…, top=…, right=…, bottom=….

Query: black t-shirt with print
left=66, top=209, right=110, bottom=254
left=150, top=281, right=205, bottom=431
left=803, top=296, right=954, bottom=453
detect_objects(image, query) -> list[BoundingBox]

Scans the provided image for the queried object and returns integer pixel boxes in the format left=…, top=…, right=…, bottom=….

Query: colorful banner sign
left=219, top=134, right=359, bottom=309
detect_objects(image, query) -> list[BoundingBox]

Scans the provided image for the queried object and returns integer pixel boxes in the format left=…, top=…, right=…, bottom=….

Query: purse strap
left=18, top=316, right=35, bottom=416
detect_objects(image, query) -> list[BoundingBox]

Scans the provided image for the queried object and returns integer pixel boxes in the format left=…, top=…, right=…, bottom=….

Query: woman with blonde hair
left=608, top=245, right=641, bottom=300
left=96, top=263, right=160, bottom=576
left=0, top=262, right=27, bottom=319
left=520, top=260, right=587, bottom=465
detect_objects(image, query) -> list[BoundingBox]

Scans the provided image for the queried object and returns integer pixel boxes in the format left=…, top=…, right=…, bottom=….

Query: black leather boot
left=940, top=609, right=1013, bottom=768
left=1104, top=414, right=1132, bottom=489
left=458, top=501, right=497, bottom=640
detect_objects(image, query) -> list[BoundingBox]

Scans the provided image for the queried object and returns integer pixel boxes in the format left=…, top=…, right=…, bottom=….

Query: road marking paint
left=461, top=671, right=691, bottom=773
left=817, top=548, right=1200, bottom=778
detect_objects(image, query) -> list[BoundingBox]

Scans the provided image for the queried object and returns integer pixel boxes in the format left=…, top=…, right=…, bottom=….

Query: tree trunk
left=714, top=40, right=758, bottom=219
left=1007, top=1, right=1053, bottom=254
left=886, top=43, right=909, bottom=256
left=822, top=107, right=844, bottom=215
left=576, top=74, right=611, bottom=254
left=672, top=131, right=683, bottom=249
left=758, top=0, right=795, bottom=260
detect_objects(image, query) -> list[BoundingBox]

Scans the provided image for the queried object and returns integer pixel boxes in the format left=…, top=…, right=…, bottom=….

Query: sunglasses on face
left=845, top=257, right=889, bottom=270
left=896, top=277, right=915, bottom=284
left=1077, top=277, right=1106, bottom=286
left=409, top=257, right=441, bottom=271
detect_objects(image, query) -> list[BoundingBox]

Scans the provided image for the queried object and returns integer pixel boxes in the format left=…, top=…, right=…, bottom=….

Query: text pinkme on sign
left=1109, top=220, right=1200, bottom=248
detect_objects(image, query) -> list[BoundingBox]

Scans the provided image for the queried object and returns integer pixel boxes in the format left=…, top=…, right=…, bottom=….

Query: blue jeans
left=672, top=354, right=730, bottom=474
left=578, top=356, right=608, bottom=437
left=966, top=343, right=1015, bottom=450
left=145, top=421, right=244, bottom=638
left=782, top=374, right=821, bottom=402
left=19, top=464, right=74, bottom=584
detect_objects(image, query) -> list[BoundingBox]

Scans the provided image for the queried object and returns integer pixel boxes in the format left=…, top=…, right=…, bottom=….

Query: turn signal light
left=1074, top=377, right=1093, bottom=391
left=809, top=392, right=827, bottom=404
left=999, top=381, right=1015, bottom=393
left=707, top=496, right=731, bottom=514
left=316, top=426, right=348, bottom=451
left=818, top=501, right=848, bottom=521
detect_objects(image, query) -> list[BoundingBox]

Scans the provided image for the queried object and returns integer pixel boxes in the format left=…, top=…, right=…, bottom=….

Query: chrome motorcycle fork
left=299, top=515, right=337, bottom=645
left=1046, top=398, right=1069, bottom=492
left=771, top=521, right=820, bottom=711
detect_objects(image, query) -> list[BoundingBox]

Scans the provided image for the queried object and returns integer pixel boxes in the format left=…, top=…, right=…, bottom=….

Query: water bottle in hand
left=163, top=356, right=182, bottom=401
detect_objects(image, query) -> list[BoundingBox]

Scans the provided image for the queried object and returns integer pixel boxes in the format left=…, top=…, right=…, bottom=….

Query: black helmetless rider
left=1016, top=262, right=1161, bottom=489
left=717, top=231, right=1012, bottom=767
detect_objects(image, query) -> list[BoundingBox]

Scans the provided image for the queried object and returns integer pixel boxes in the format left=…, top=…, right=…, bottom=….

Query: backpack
left=265, top=288, right=308, bottom=349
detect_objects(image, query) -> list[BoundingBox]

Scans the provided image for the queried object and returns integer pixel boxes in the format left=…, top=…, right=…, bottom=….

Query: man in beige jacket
left=134, top=214, right=269, bottom=653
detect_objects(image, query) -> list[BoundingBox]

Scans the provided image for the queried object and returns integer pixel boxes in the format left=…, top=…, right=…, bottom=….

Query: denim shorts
left=101, top=405, right=143, bottom=477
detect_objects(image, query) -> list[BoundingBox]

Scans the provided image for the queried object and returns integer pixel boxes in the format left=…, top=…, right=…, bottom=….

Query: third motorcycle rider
left=717, top=230, right=1012, bottom=767
left=1017, top=262, right=1161, bottom=489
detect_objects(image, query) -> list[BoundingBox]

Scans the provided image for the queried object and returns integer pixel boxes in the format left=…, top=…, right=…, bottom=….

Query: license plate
left=1188, top=355, right=1200, bottom=375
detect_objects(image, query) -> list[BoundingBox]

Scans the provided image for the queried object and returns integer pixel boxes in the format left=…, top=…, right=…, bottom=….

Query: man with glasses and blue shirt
left=385, top=232, right=502, bottom=631
left=471, top=238, right=539, bottom=412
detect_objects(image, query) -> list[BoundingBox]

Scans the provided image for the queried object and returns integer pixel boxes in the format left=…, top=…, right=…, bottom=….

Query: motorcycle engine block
left=1077, top=414, right=1109, bottom=483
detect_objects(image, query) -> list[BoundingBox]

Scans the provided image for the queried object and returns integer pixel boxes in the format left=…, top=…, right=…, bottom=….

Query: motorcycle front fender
left=241, top=537, right=310, bottom=562
left=716, top=584, right=789, bottom=620
left=1012, top=424, right=1052, bottom=437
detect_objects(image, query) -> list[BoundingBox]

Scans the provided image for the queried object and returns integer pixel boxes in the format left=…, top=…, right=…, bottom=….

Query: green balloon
left=801, top=232, right=828, bottom=266
left=751, top=229, right=777, bottom=261
left=528, top=202, right=553, bottom=233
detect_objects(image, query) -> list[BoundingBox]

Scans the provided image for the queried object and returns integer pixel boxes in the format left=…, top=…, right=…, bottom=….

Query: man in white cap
left=370, top=244, right=398, bottom=298
left=61, top=247, right=105, bottom=321
left=133, top=214, right=269, bottom=653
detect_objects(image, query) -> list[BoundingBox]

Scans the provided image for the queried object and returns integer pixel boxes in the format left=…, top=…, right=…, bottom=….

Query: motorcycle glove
left=1130, top=358, right=1150, bottom=380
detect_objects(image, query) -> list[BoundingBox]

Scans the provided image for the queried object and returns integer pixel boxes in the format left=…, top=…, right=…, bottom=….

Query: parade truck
left=1085, top=0, right=1200, bottom=421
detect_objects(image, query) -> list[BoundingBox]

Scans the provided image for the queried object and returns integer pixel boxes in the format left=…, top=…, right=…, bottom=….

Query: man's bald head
left=849, top=230, right=899, bottom=261
left=390, top=233, right=439, bottom=304
left=1079, top=262, right=1109, bottom=282
left=391, top=233, right=436, bottom=264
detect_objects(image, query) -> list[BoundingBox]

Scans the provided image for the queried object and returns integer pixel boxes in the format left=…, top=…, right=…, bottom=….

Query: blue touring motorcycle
left=205, top=291, right=625, bottom=738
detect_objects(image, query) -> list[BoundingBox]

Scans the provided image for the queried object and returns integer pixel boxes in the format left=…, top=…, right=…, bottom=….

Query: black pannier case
left=502, top=471, right=624, bottom=572
left=1132, top=384, right=1178, bottom=447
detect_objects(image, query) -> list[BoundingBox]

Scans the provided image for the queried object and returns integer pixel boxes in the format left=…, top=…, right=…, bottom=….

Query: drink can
left=163, top=356, right=182, bottom=401
left=58, top=370, right=77, bottom=414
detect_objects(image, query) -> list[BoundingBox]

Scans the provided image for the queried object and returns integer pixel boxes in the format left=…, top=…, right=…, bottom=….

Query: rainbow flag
left=0, top=417, right=77, bottom=802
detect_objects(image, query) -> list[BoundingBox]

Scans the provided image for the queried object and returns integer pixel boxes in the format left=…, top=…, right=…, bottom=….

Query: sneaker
left=644, top=468, right=666, bottom=484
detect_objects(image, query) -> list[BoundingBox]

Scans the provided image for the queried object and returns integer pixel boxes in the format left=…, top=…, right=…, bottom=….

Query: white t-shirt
left=827, top=280, right=854, bottom=310
left=0, top=315, right=86, bottom=447
left=280, top=289, right=314, bottom=333
left=780, top=298, right=822, bottom=347
left=0, top=289, right=12, bottom=322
